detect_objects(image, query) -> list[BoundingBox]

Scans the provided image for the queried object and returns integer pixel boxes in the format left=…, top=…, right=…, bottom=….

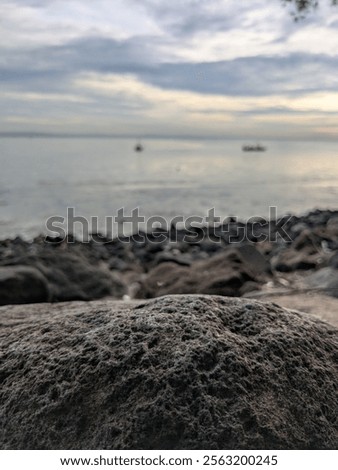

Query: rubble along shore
left=1, top=209, right=338, bottom=310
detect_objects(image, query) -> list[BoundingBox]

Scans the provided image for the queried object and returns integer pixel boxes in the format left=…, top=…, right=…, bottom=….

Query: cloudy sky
left=1, top=0, right=338, bottom=140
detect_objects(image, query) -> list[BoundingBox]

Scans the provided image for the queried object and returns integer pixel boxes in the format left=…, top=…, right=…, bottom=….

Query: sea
left=0, top=137, right=338, bottom=239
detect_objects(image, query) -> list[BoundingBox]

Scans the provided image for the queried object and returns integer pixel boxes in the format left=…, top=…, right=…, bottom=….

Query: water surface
left=0, top=137, right=337, bottom=238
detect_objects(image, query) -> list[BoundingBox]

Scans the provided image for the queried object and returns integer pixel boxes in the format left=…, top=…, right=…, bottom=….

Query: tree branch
left=282, top=0, right=338, bottom=19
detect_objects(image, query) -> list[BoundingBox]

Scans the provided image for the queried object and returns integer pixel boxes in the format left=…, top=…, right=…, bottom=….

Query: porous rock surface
left=0, top=295, right=337, bottom=450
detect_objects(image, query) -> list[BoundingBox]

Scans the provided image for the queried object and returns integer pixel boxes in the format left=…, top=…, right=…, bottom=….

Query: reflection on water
left=0, top=137, right=337, bottom=238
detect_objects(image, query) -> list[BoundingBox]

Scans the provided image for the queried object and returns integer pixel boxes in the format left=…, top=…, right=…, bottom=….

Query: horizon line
left=0, top=132, right=337, bottom=143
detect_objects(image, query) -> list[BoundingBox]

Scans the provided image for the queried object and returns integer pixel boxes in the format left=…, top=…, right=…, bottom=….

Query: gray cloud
left=128, top=0, right=325, bottom=38
left=132, top=0, right=237, bottom=37
left=142, top=54, right=338, bottom=96
left=1, top=32, right=337, bottom=98
left=1, top=0, right=338, bottom=138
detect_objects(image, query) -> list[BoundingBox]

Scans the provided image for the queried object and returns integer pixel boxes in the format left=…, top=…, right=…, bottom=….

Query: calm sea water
left=0, top=137, right=337, bottom=239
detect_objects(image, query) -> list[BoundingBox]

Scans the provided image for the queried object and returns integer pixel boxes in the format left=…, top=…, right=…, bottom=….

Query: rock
left=0, top=265, right=50, bottom=305
left=290, top=222, right=308, bottom=237
left=326, top=216, right=338, bottom=233
left=303, top=267, right=338, bottom=298
left=0, top=295, right=337, bottom=450
left=135, top=249, right=261, bottom=298
left=153, top=251, right=192, bottom=267
left=329, top=253, right=338, bottom=269
left=131, top=238, right=165, bottom=267
left=270, top=225, right=338, bottom=272
left=271, top=249, right=324, bottom=272
left=293, top=230, right=329, bottom=252
left=236, top=244, right=270, bottom=274
left=194, top=239, right=224, bottom=255
left=304, top=209, right=335, bottom=228
left=0, top=251, right=126, bottom=303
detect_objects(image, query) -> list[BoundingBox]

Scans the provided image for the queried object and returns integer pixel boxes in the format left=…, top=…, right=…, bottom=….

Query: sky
left=1, top=0, right=338, bottom=140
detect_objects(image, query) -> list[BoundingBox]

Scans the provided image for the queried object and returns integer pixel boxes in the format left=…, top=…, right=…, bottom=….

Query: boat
left=242, top=144, right=267, bottom=152
left=134, top=142, right=144, bottom=152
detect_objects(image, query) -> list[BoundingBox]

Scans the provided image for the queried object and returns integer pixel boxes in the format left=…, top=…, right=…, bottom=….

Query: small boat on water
left=242, top=144, right=267, bottom=152
left=134, top=142, right=144, bottom=152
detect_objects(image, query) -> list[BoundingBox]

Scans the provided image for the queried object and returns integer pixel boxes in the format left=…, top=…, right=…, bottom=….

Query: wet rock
left=2, top=209, right=338, bottom=304
left=108, top=257, right=134, bottom=272
left=290, top=222, right=308, bottom=237
left=236, top=244, right=270, bottom=274
left=291, top=230, right=321, bottom=252
left=271, top=229, right=329, bottom=272
left=153, top=251, right=192, bottom=267
left=271, top=249, right=323, bottom=272
left=0, top=265, right=50, bottom=305
left=329, top=253, right=338, bottom=269
left=303, top=267, right=338, bottom=298
left=0, top=251, right=126, bottom=302
left=194, top=239, right=224, bottom=255
left=326, top=216, right=338, bottom=234
left=0, top=295, right=337, bottom=449
left=135, top=249, right=260, bottom=298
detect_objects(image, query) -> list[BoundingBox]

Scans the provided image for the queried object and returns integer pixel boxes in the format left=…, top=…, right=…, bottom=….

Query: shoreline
left=1, top=209, right=338, bottom=449
left=0, top=208, right=338, bottom=324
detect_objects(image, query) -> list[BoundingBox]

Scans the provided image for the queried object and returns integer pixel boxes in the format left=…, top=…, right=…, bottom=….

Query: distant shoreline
left=1, top=133, right=338, bottom=142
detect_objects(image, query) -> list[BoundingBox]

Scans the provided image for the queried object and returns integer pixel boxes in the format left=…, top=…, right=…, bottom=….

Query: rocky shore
left=1, top=209, right=338, bottom=449
left=1, top=209, right=338, bottom=308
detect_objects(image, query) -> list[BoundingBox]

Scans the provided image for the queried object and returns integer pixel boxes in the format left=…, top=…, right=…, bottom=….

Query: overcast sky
left=1, top=0, right=338, bottom=140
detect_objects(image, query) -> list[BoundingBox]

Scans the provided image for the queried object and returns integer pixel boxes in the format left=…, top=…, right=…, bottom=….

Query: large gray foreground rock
left=0, top=295, right=337, bottom=450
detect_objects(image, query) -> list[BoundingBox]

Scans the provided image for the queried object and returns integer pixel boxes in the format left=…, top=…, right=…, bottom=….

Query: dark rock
left=0, top=295, right=337, bottom=449
left=272, top=249, right=323, bottom=272
left=269, top=219, right=338, bottom=272
left=102, top=241, right=140, bottom=271
left=108, top=257, right=134, bottom=272
left=131, top=241, right=164, bottom=267
left=153, top=251, right=192, bottom=267
left=196, top=240, right=224, bottom=255
left=275, top=214, right=299, bottom=238
left=44, top=236, right=64, bottom=245
left=303, top=267, right=338, bottom=298
left=306, top=210, right=337, bottom=228
left=290, top=222, right=309, bottom=237
left=329, top=253, right=338, bottom=269
left=238, top=280, right=261, bottom=295
left=0, top=265, right=50, bottom=305
left=135, top=249, right=264, bottom=298
left=326, top=216, right=338, bottom=233
left=236, top=244, right=270, bottom=274
left=0, top=251, right=126, bottom=303
left=293, top=230, right=324, bottom=252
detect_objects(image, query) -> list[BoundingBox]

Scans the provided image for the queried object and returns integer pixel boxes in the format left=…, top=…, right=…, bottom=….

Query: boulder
left=135, top=249, right=262, bottom=299
left=271, top=229, right=331, bottom=272
left=153, top=251, right=192, bottom=267
left=236, top=244, right=270, bottom=274
left=0, top=265, right=50, bottom=305
left=0, top=251, right=126, bottom=303
left=0, top=295, right=337, bottom=449
left=303, top=267, right=338, bottom=298
left=271, top=248, right=323, bottom=272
